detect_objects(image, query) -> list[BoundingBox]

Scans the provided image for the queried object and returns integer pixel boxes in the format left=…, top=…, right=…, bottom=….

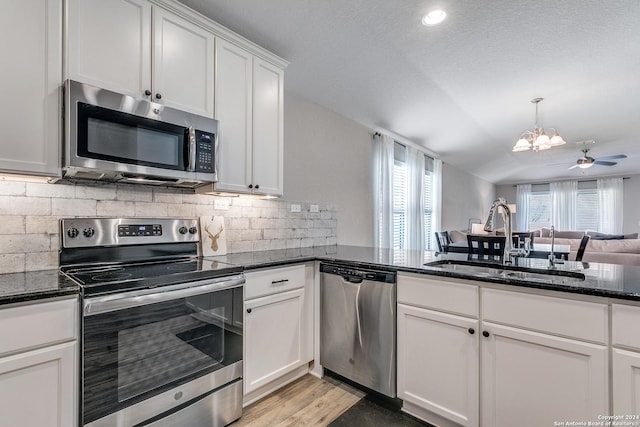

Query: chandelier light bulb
left=512, top=138, right=531, bottom=152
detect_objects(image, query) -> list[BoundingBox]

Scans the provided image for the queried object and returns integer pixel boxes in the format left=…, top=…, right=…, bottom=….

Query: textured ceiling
left=179, top=0, right=640, bottom=184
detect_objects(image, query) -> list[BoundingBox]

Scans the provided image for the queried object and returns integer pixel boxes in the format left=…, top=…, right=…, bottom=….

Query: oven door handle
left=83, top=274, right=245, bottom=316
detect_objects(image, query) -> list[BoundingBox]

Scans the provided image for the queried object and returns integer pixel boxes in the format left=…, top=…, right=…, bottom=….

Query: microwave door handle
left=187, top=127, right=196, bottom=172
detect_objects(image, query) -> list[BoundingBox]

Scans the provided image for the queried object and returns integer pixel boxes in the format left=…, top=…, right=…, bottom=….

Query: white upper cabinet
left=66, top=0, right=215, bottom=118
left=214, top=41, right=284, bottom=196
left=0, top=0, right=62, bottom=176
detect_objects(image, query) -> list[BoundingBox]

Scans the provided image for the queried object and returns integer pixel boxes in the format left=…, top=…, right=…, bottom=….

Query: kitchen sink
left=425, top=260, right=586, bottom=283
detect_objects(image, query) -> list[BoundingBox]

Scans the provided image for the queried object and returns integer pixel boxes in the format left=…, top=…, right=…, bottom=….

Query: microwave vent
left=66, top=170, right=106, bottom=180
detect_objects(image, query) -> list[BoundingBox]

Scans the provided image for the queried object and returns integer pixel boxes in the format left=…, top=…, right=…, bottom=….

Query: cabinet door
left=0, top=341, right=77, bottom=427
left=153, top=8, right=215, bottom=117
left=67, top=0, right=152, bottom=98
left=251, top=58, right=284, bottom=196
left=613, top=348, right=640, bottom=415
left=244, top=288, right=305, bottom=394
left=0, top=0, right=61, bottom=176
left=481, top=322, right=608, bottom=427
left=397, top=304, right=479, bottom=427
left=214, top=39, right=253, bottom=193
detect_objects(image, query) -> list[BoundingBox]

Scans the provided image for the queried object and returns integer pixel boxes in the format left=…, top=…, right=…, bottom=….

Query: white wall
left=283, top=92, right=374, bottom=246
left=442, top=163, right=496, bottom=232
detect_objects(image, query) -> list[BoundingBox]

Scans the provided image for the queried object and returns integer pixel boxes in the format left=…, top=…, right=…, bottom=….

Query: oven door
left=82, top=276, right=244, bottom=426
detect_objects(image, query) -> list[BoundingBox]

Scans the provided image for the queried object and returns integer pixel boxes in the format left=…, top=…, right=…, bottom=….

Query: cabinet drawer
left=482, top=288, right=607, bottom=343
left=0, top=297, right=78, bottom=357
left=397, top=273, right=478, bottom=317
left=244, top=264, right=305, bottom=300
left=612, top=304, right=640, bottom=350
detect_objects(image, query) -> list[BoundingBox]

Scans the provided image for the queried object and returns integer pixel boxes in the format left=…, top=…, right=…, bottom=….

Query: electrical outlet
left=290, top=204, right=301, bottom=213
left=309, top=204, right=320, bottom=213
left=214, top=199, right=230, bottom=210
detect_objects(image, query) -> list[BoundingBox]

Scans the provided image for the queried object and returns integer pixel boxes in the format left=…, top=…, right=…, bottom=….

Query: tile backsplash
left=0, top=180, right=337, bottom=274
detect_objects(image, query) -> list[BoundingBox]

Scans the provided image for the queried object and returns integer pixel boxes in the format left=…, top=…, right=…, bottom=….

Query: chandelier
left=512, top=97, right=565, bottom=152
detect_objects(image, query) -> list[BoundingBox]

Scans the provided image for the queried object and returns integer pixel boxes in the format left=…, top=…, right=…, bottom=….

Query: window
left=526, top=185, right=600, bottom=231
left=424, top=156, right=435, bottom=250
left=392, top=143, right=437, bottom=252
left=392, top=142, right=407, bottom=252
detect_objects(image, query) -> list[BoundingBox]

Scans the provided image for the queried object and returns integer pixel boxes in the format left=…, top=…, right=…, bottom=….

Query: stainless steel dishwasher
left=320, top=263, right=397, bottom=397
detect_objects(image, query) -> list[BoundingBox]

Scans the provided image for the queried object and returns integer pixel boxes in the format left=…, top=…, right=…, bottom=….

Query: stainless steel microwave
left=63, top=80, right=218, bottom=189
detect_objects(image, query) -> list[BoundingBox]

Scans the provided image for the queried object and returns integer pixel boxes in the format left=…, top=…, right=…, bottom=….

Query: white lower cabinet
left=243, top=264, right=313, bottom=404
left=397, top=273, right=609, bottom=427
left=612, top=303, right=640, bottom=414
left=481, top=322, right=608, bottom=427
left=0, top=297, right=78, bottom=427
left=397, top=304, right=479, bottom=427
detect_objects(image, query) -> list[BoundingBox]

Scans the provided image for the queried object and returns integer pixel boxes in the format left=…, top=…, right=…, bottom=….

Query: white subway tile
left=75, top=184, right=117, bottom=200
left=0, top=196, right=51, bottom=216
left=242, top=207, right=260, bottom=218
left=0, top=181, right=26, bottom=196
left=194, top=204, right=215, bottom=217
left=27, top=182, right=75, bottom=198
left=0, top=234, right=51, bottom=253
left=0, top=216, right=25, bottom=234
left=52, top=198, right=97, bottom=216
left=224, top=229, right=241, bottom=242
left=0, top=253, right=25, bottom=274
left=117, top=185, right=153, bottom=202
left=241, top=229, right=262, bottom=241
left=167, top=204, right=196, bottom=218
left=285, top=239, right=302, bottom=249
left=230, top=241, right=252, bottom=253
left=300, top=238, right=314, bottom=248
left=26, top=216, right=58, bottom=234
left=135, top=202, right=168, bottom=217
left=26, top=251, right=58, bottom=271
left=326, top=237, right=337, bottom=246
left=269, top=240, right=286, bottom=250
left=252, top=240, right=271, bottom=251
left=96, top=201, right=136, bottom=217
left=153, top=189, right=183, bottom=204
left=229, top=218, right=250, bottom=230
left=182, top=193, right=213, bottom=205
left=231, top=197, right=252, bottom=207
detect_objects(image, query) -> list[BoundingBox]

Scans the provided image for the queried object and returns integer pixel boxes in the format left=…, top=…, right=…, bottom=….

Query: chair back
left=511, top=231, right=534, bottom=247
left=467, top=234, right=506, bottom=258
left=575, top=235, right=591, bottom=262
left=434, top=231, right=451, bottom=252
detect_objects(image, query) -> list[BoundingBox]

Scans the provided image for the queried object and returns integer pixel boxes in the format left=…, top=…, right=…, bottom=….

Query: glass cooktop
left=62, top=257, right=242, bottom=297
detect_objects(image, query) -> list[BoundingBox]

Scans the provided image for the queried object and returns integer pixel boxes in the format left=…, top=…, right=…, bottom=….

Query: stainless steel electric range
left=59, top=218, right=244, bottom=427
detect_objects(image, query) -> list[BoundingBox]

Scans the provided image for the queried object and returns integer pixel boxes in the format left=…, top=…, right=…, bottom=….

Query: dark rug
left=328, top=395, right=431, bottom=427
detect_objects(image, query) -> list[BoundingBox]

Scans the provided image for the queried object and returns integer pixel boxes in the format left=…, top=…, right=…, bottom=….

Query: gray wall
left=442, top=163, right=496, bottom=232
left=283, top=92, right=374, bottom=246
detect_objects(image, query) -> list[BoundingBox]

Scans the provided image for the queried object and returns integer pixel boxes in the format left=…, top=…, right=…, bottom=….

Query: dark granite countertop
left=0, top=270, right=80, bottom=306
left=5, top=244, right=640, bottom=306
left=210, top=245, right=640, bottom=302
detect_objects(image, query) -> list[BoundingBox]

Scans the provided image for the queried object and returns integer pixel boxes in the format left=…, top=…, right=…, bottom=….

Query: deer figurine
left=204, top=223, right=224, bottom=252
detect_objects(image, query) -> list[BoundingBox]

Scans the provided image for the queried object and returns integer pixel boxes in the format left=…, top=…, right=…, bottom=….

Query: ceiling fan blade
left=597, top=154, right=627, bottom=161
left=568, top=164, right=579, bottom=170
left=594, top=160, right=617, bottom=166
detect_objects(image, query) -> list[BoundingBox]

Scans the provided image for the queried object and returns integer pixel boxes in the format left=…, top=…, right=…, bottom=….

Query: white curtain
left=550, top=180, right=577, bottom=230
left=516, top=184, right=531, bottom=231
left=431, top=158, right=443, bottom=250
left=598, top=177, right=623, bottom=234
left=373, top=133, right=394, bottom=248
left=405, top=146, right=425, bottom=250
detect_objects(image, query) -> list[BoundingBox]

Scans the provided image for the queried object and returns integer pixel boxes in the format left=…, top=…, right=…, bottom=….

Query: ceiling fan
left=568, top=148, right=627, bottom=169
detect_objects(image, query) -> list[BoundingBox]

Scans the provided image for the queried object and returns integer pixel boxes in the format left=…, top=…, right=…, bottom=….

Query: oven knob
left=188, top=227, right=198, bottom=235
left=67, top=227, right=79, bottom=238
left=83, top=228, right=95, bottom=238
left=179, top=226, right=188, bottom=235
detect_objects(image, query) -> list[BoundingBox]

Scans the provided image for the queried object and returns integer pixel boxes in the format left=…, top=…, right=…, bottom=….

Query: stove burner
left=90, top=272, right=134, bottom=282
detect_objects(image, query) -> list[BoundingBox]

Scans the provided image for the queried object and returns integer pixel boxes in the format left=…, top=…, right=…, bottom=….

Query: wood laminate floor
left=230, top=374, right=365, bottom=427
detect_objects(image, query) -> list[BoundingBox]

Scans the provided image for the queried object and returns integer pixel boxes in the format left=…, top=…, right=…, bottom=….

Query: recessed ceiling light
left=422, top=10, right=446, bottom=26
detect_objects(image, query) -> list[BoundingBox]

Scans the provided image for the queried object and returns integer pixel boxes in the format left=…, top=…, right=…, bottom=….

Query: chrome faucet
left=548, top=225, right=564, bottom=268
left=484, top=198, right=528, bottom=264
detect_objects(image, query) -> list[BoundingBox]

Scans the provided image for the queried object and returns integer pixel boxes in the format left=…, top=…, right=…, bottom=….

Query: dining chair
left=511, top=231, right=534, bottom=247
left=467, top=234, right=506, bottom=258
left=575, top=235, right=591, bottom=262
left=434, top=231, right=451, bottom=252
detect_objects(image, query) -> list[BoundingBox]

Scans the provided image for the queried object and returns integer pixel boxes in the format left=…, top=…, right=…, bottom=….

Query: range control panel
left=61, top=218, right=199, bottom=248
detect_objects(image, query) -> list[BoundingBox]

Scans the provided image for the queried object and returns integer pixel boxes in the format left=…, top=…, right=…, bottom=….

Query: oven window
left=83, top=287, right=243, bottom=424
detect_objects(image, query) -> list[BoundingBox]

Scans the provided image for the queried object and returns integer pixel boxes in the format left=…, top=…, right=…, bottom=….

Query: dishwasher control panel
left=319, top=263, right=396, bottom=283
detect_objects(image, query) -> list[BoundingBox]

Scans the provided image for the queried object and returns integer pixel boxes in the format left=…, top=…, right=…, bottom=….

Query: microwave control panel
left=195, top=130, right=214, bottom=172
